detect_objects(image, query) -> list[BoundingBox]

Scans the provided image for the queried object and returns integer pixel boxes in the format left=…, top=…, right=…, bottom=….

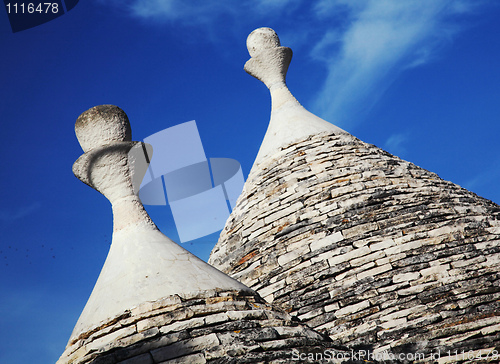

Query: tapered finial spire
left=244, top=27, right=347, bottom=166
left=69, top=105, right=249, bottom=343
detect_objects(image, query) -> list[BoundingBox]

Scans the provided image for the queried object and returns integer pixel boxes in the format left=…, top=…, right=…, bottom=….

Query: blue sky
left=1, top=1, right=500, bottom=362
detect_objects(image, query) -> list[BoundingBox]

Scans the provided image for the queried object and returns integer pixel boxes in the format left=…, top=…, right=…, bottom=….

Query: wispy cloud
left=0, top=202, right=41, bottom=222
left=384, top=132, right=410, bottom=157
left=462, top=157, right=500, bottom=195
left=310, top=0, right=482, bottom=129
left=98, top=0, right=298, bottom=44
left=102, top=0, right=296, bottom=25
left=101, top=0, right=484, bottom=128
left=128, top=1, right=235, bottom=24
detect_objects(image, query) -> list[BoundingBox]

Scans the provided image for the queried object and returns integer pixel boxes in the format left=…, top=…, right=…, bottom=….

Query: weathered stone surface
left=210, top=131, right=500, bottom=357
left=117, top=353, right=153, bottom=364
left=57, top=289, right=348, bottom=364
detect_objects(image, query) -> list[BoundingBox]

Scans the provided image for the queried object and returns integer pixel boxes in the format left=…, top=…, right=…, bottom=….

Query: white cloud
left=100, top=0, right=484, bottom=129
left=463, top=157, right=500, bottom=193
left=104, top=0, right=296, bottom=25
left=0, top=202, right=41, bottom=222
left=310, top=29, right=342, bottom=62
left=128, top=0, right=236, bottom=24
left=254, top=0, right=298, bottom=13
left=384, top=132, right=409, bottom=157
left=310, top=0, right=481, bottom=129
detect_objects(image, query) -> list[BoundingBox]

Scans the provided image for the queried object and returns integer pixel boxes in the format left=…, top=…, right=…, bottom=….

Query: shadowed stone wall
left=210, top=132, right=500, bottom=356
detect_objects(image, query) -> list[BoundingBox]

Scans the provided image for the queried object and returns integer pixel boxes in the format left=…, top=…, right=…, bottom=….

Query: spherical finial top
left=75, top=105, right=132, bottom=153
left=246, top=27, right=281, bottom=58
left=244, top=27, right=292, bottom=90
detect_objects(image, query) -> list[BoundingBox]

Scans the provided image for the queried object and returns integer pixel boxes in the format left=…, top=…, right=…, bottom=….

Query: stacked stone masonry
left=58, top=289, right=353, bottom=364
left=210, top=132, right=500, bottom=358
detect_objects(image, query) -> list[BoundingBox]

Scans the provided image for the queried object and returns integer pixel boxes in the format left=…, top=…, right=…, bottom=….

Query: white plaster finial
left=244, top=27, right=292, bottom=91
left=69, top=105, right=250, bottom=344
left=244, top=28, right=347, bottom=166
left=75, top=105, right=132, bottom=152
left=73, top=105, right=155, bottom=231
left=246, top=27, right=281, bottom=57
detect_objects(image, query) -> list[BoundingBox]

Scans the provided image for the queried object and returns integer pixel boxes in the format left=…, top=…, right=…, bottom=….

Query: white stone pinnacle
left=69, top=105, right=250, bottom=343
left=244, top=27, right=347, bottom=167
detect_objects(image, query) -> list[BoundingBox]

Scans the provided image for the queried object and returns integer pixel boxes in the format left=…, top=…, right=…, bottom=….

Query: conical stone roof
left=58, top=105, right=350, bottom=364
left=209, top=28, right=500, bottom=358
